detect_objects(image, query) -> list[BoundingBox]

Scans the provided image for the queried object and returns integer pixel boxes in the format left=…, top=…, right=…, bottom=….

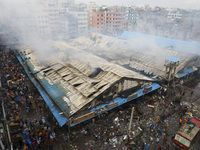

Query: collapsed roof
left=17, top=40, right=153, bottom=117
left=69, top=32, right=200, bottom=78
left=15, top=31, right=200, bottom=124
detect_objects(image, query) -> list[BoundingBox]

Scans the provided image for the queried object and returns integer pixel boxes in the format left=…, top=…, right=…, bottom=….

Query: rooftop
left=178, top=123, right=200, bottom=141
left=166, top=57, right=181, bottom=63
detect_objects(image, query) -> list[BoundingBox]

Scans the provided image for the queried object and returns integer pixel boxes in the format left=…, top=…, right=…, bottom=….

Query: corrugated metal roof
left=166, top=57, right=181, bottom=62
left=191, top=117, right=200, bottom=127
left=17, top=41, right=154, bottom=117
left=71, top=33, right=200, bottom=77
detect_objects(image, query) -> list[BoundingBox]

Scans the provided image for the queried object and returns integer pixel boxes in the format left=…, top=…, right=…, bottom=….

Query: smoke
left=1, top=0, right=200, bottom=72
left=0, top=0, right=71, bottom=64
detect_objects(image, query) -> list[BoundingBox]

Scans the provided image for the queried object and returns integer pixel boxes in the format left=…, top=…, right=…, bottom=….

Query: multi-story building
left=125, top=7, right=139, bottom=23
left=92, top=9, right=126, bottom=32
left=59, top=2, right=88, bottom=34
left=87, top=2, right=98, bottom=28
left=167, top=11, right=182, bottom=20
left=59, top=12, right=78, bottom=39
left=34, top=7, right=50, bottom=36
left=59, top=0, right=75, bottom=5
left=43, top=0, right=60, bottom=37
left=92, top=12, right=105, bottom=30
left=70, top=10, right=88, bottom=32
left=124, top=6, right=139, bottom=31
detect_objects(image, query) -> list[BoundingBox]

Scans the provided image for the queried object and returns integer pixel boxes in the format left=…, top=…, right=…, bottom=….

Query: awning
left=178, top=68, right=197, bottom=78
left=190, top=117, right=200, bottom=127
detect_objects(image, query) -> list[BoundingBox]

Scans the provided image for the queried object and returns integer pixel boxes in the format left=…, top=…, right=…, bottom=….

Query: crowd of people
left=1, top=47, right=199, bottom=150
left=0, top=48, right=63, bottom=150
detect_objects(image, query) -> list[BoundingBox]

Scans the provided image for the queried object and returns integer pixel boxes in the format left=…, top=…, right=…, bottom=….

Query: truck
left=173, top=117, right=200, bottom=149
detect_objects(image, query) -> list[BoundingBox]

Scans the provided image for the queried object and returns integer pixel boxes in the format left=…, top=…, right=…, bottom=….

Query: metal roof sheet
left=16, top=39, right=157, bottom=117
left=166, top=57, right=181, bottom=62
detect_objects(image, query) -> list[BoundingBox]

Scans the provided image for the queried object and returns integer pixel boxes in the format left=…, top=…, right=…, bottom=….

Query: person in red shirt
left=32, top=141, right=35, bottom=147
left=44, top=141, right=48, bottom=146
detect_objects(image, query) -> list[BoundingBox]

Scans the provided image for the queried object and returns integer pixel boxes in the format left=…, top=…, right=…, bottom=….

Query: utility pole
left=128, top=107, right=134, bottom=136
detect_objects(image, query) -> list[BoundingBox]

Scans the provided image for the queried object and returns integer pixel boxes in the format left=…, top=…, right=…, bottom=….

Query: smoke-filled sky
left=76, top=0, right=200, bottom=9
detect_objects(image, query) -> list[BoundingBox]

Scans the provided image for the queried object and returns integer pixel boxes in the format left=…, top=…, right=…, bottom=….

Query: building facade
left=70, top=10, right=88, bottom=32
left=167, top=11, right=182, bottom=20
left=59, top=12, right=78, bottom=39
left=92, top=10, right=126, bottom=32
left=87, top=2, right=98, bottom=29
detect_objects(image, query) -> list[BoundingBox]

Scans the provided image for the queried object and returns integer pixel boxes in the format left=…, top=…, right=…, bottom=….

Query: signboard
left=175, top=134, right=190, bottom=148
left=73, top=111, right=95, bottom=124
left=127, top=93, right=138, bottom=101
left=107, top=102, right=118, bottom=109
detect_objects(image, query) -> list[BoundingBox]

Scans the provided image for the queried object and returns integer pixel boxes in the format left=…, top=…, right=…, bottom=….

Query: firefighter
left=179, top=119, right=182, bottom=127
left=184, top=118, right=187, bottom=123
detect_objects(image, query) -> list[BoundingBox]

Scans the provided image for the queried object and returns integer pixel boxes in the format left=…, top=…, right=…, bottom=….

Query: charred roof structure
left=71, top=32, right=200, bottom=79
left=11, top=31, right=200, bottom=126
left=15, top=40, right=158, bottom=126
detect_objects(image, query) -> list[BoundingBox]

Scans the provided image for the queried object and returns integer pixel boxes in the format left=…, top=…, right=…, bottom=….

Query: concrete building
left=59, top=2, right=88, bottom=33
left=59, top=0, right=75, bottom=5
left=87, top=2, right=98, bottom=29
left=34, top=7, right=50, bottom=36
left=70, top=10, right=88, bottom=32
left=43, top=0, right=60, bottom=37
left=123, top=7, right=139, bottom=31
left=125, top=7, right=139, bottom=23
left=92, top=10, right=126, bottom=32
left=59, top=12, right=78, bottom=39
left=92, top=12, right=105, bottom=30
left=167, top=11, right=182, bottom=20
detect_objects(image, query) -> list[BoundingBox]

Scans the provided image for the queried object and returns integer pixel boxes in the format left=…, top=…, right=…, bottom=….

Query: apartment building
left=92, top=10, right=126, bottom=31
left=87, top=2, right=98, bottom=28
left=59, top=12, right=78, bottom=39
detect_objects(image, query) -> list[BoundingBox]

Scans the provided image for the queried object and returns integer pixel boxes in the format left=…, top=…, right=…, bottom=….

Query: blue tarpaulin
left=119, top=31, right=200, bottom=55
left=166, top=57, right=180, bottom=62
left=145, top=144, right=150, bottom=150
left=178, top=68, right=196, bottom=78
left=14, top=97, right=20, bottom=102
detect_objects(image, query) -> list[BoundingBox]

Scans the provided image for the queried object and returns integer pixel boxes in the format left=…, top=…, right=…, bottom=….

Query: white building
left=70, top=11, right=88, bottom=32
left=167, top=11, right=182, bottom=20
left=59, top=12, right=78, bottom=39
left=34, top=7, right=50, bottom=36
left=42, top=0, right=60, bottom=37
